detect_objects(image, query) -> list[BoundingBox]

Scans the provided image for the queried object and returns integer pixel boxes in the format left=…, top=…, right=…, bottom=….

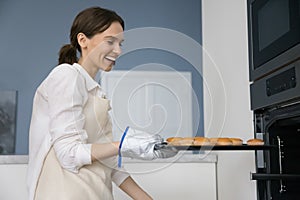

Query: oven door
left=251, top=103, right=300, bottom=200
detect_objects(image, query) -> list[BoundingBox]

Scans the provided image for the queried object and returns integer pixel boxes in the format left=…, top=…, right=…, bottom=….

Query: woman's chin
left=103, top=65, right=113, bottom=72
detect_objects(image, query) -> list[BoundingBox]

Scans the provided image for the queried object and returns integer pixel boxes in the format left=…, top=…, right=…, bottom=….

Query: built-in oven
left=249, top=60, right=300, bottom=200
left=251, top=99, right=300, bottom=200
left=249, top=59, right=300, bottom=200
left=247, top=0, right=300, bottom=199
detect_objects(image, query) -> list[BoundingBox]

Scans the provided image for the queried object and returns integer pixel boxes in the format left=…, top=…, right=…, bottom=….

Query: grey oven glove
left=119, top=127, right=178, bottom=160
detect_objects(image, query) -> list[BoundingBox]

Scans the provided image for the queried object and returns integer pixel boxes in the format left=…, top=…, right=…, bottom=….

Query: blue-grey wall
left=0, top=0, right=203, bottom=154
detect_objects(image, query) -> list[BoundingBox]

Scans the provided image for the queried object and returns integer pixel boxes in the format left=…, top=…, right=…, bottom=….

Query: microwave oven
left=247, top=0, right=300, bottom=82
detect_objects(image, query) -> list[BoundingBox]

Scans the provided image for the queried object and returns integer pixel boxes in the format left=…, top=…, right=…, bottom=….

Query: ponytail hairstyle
left=58, top=7, right=124, bottom=65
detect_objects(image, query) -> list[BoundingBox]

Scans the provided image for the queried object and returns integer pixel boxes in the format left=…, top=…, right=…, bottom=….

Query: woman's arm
left=119, top=176, right=153, bottom=200
left=91, top=142, right=120, bottom=161
left=91, top=142, right=153, bottom=200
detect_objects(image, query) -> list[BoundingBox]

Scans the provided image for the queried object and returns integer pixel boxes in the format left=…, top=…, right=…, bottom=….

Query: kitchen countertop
left=0, top=155, right=28, bottom=164
left=0, top=152, right=218, bottom=164
left=122, top=151, right=217, bottom=163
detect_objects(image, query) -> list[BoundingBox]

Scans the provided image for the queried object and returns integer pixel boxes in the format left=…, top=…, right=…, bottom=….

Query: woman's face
left=83, top=21, right=124, bottom=73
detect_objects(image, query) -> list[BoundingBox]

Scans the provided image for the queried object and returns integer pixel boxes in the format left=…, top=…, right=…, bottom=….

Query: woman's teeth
left=105, top=56, right=116, bottom=62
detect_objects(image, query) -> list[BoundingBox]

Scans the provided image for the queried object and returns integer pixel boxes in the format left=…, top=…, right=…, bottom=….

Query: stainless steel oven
left=249, top=44, right=300, bottom=200
left=248, top=32, right=300, bottom=200
left=248, top=0, right=300, bottom=199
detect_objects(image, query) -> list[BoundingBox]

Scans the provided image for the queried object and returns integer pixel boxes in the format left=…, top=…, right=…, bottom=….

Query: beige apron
left=35, top=93, right=117, bottom=200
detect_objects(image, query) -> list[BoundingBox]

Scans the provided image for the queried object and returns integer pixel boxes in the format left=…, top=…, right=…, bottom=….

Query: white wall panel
left=202, top=0, right=257, bottom=200
left=101, top=70, right=193, bottom=140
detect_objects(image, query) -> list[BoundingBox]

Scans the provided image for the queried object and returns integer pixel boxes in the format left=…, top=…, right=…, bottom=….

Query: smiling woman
left=0, top=1, right=204, bottom=199
left=27, top=6, right=174, bottom=200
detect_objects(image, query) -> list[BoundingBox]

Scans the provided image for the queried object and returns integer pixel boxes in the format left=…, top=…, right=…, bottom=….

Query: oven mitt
left=118, top=126, right=178, bottom=167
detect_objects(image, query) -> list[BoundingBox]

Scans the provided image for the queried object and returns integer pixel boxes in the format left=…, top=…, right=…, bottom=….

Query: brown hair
left=58, top=7, right=124, bottom=65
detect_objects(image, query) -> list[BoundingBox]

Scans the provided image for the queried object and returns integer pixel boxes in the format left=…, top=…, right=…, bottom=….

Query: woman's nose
left=113, top=43, right=122, bottom=55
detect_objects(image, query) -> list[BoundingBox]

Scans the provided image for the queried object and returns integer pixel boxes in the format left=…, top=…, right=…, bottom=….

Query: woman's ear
left=77, top=33, right=88, bottom=50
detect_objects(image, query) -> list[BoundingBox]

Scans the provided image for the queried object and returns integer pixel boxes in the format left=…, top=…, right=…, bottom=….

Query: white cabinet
left=101, top=70, right=193, bottom=140
left=0, top=163, right=28, bottom=200
left=113, top=153, right=217, bottom=200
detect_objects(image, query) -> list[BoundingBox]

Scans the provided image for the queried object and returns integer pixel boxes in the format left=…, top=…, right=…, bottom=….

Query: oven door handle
left=251, top=173, right=300, bottom=180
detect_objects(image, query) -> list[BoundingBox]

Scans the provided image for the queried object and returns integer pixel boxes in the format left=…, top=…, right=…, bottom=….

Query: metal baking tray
left=155, top=143, right=276, bottom=151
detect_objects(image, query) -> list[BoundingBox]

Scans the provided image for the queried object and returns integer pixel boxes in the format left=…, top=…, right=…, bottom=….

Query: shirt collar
left=73, top=63, right=100, bottom=91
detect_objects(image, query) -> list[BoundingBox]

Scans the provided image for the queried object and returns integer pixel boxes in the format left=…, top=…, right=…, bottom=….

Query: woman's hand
left=119, top=127, right=178, bottom=160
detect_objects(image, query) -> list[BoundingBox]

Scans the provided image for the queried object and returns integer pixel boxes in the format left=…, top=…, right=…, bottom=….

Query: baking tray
left=155, top=143, right=276, bottom=151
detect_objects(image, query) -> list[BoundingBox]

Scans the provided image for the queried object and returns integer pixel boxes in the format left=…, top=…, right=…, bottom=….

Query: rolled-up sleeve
left=46, top=65, right=91, bottom=173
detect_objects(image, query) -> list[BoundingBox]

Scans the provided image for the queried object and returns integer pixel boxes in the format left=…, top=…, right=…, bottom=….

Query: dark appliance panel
left=247, top=0, right=300, bottom=81
left=250, top=60, right=300, bottom=110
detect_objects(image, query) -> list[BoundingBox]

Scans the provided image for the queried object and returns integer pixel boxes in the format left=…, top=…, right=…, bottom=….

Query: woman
left=27, top=6, right=176, bottom=200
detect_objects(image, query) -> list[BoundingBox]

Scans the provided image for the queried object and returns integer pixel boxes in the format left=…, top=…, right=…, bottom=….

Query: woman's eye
left=107, top=40, right=114, bottom=45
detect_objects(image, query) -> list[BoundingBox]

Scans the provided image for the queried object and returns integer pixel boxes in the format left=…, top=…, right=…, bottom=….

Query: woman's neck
left=78, top=58, right=98, bottom=79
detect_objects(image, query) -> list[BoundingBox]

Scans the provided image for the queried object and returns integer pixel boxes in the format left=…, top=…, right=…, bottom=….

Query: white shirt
left=27, top=63, right=129, bottom=200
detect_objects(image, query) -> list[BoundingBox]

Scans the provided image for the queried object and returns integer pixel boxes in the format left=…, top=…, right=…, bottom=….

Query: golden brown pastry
left=166, top=137, right=194, bottom=145
left=209, top=138, right=219, bottom=145
left=193, top=137, right=211, bottom=146
left=175, top=137, right=194, bottom=145
left=209, top=137, right=233, bottom=145
left=166, top=137, right=182, bottom=143
left=230, top=138, right=243, bottom=145
left=216, top=138, right=233, bottom=145
left=247, top=138, right=264, bottom=145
